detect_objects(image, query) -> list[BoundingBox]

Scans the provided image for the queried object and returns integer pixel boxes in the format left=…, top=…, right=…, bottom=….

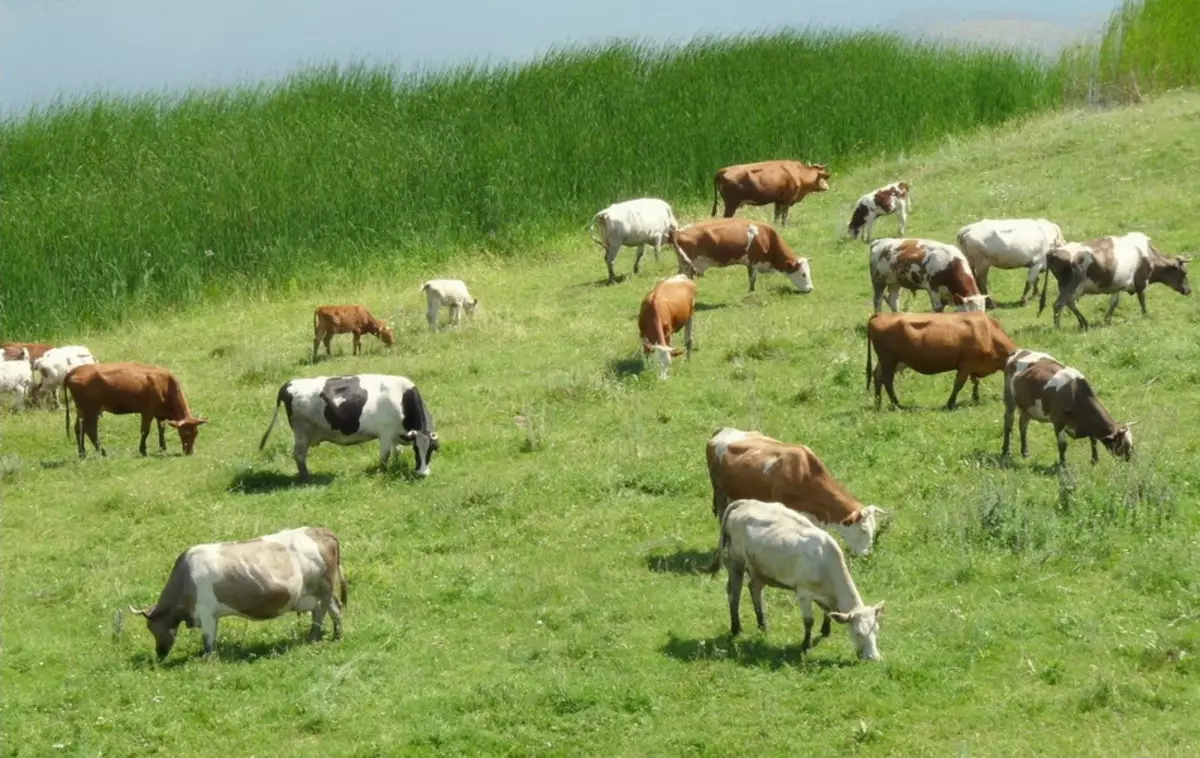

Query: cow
left=259, top=373, right=439, bottom=481
left=712, top=160, right=831, bottom=226
left=128, top=526, right=349, bottom=659
left=63, top=362, right=208, bottom=458
left=704, top=427, right=886, bottom=573
left=870, top=238, right=986, bottom=313
left=847, top=181, right=910, bottom=242
left=31, top=345, right=96, bottom=409
left=0, top=349, right=33, bottom=411
left=638, top=274, right=696, bottom=379
left=1038, top=232, right=1191, bottom=330
left=1002, top=349, right=1135, bottom=466
left=956, top=218, right=1066, bottom=308
left=718, top=498, right=886, bottom=661
left=865, top=311, right=1017, bottom=410
left=421, top=279, right=478, bottom=332
left=672, top=218, right=814, bottom=294
left=589, top=198, right=681, bottom=284
left=2, top=342, right=53, bottom=362
left=312, top=305, right=395, bottom=362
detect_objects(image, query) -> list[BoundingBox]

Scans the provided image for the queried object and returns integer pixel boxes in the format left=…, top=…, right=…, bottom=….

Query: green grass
left=3, top=91, right=1200, bottom=756
left=0, top=31, right=1059, bottom=337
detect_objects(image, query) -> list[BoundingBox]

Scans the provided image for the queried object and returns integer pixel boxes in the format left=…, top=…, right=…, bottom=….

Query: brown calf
left=711, top=160, right=831, bottom=226
left=312, top=305, right=395, bottom=362
left=866, top=311, right=1016, bottom=410
left=672, top=218, right=814, bottom=293
left=64, top=362, right=208, bottom=457
left=638, top=274, right=696, bottom=379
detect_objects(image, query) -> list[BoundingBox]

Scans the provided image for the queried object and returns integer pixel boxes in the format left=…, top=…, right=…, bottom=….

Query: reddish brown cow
left=3, top=342, right=54, bottom=362
left=637, top=274, right=696, bottom=379
left=64, top=362, right=208, bottom=458
left=712, top=160, right=831, bottom=226
left=866, top=311, right=1016, bottom=410
left=672, top=218, right=814, bottom=294
left=312, top=305, right=395, bottom=362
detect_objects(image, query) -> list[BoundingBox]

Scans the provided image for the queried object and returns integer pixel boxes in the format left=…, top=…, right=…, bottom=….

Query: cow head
left=466, top=299, right=479, bottom=318
left=130, top=604, right=194, bottom=659
left=810, top=163, right=831, bottom=192
left=378, top=323, right=396, bottom=346
left=402, top=429, right=440, bottom=477
left=829, top=601, right=885, bottom=661
left=1100, top=424, right=1135, bottom=461
left=167, top=416, right=209, bottom=455
left=835, top=504, right=887, bottom=556
left=1158, top=256, right=1191, bottom=296
left=954, top=294, right=988, bottom=312
left=786, top=258, right=814, bottom=294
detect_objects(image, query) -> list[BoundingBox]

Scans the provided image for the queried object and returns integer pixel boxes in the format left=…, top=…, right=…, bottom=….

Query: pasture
left=3, top=92, right=1200, bottom=756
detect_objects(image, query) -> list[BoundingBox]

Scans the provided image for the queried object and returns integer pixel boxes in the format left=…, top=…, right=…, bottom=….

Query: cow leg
left=378, top=437, right=393, bottom=472
left=683, top=318, right=694, bottom=358
left=157, top=419, right=167, bottom=451
left=138, top=415, right=152, bottom=456
left=887, top=285, right=902, bottom=312
left=872, top=281, right=886, bottom=313
left=798, top=596, right=814, bottom=650
left=1090, top=437, right=1101, bottom=464
left=971, top=376, right=981, bottom=404
left=747, top=265, right=757, bottom=293
left=1019, top=413, right=1032, bottom=458
left=293, top=439, right=311, bottom=482
left=450, top=304, right=462, bottom=326
left=312, top=331, right=322, bottom=363
left=1066, top=300, right=1090, bottom=331
left=722, top=200, right=738, bottom=219
left=1022, top=263, right=1042, bottom=305
left=726, top=562, right=744, bottom=636
left=199, top=613, right=219, bottom=658
left=322, top=332, right=333, bottom=357
left=1137, top=289, right=1149, bottom=316
left=352, top=332, right=362, bottom=356
left=897, top=206, right=908, bottom=236
left=633, top=244, right=645, bottom=274
left=864, top=215, right=877, bottom=243
left=75, top=416, right=86, bottom=459
left=976, top=265, right=994, bottom=309
left=605, top=242, right=622, bottom=284
left=945, top=369, right=970, bottom=410
left=815, top=600, right=832, bottom=638
left=1002, top=387, right=1016, bottom=457
left=748, top=573, right=767, bottom=632
left=927, top=286, right=944, bottom=313
left=651, top=237, right=662, bottom=263
left=426, top=300, right=440, bottom=331
left=308, top=604, right=327, bottom=642
left=1055, top=426, right=1070, bottom=467
left=1105, top=293, right=1121, bottom=324
left=83, top=414, right=105, bottom=457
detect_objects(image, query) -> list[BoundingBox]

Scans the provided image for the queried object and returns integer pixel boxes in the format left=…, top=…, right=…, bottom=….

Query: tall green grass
left=0, top=31, right=1058, bottom=337
left=1060, top=0, right=1199, bottom=102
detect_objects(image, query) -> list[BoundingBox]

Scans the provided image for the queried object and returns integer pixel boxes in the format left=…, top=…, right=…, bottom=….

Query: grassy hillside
left=3, top=92, right=1199, bottom=756
left=0, top=32, right=1058, bottom=336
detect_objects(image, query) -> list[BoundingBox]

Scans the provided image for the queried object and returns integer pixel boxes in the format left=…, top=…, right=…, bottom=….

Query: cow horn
left=128, top=605, right=150, bottom=617
left=1179, top=256, right=1192, bottom=264
left=1125, top=421, right=1139, bottom=428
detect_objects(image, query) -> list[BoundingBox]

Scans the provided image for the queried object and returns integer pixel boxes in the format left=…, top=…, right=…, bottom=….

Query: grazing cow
left=1038, top=232, right=1191, bottom=330
left=638, top=274, right=696, bottom=379
left=712, top=160, right=831, bottom=225
left=129, top=526, right=348, bottom=659
left=705, top=427, right=886, bottom=570
left=847, top=181, right=910, bottom=242
left=1002, top=349, right=1134, bottom=466
left=957, top=218, right=1065, bottom=308
left=63, top=362, right=208, bottom=457
left=589, top=198, right=680, bottom=284
left=421, top=279, right=478, bottom=332
left=312, top=305, right=395, bottom=362
left=866, top=311, right=1016, bottom=410
left=2, top=342, right=53, bottom=362
left=259, top=373, right=439, bottom=481
left=672, top=218, right=814, bottom=294
left=31, top=345, right=96, bottom=409
left=719, top=498, right=886, bottom=660
left=0, top=349, right=33, bottom=411
left=870, top=238, right=986, bottom=313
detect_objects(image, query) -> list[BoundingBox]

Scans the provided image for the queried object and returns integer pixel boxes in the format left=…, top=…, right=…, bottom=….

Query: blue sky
left=0, top=0, right=1118, bottom=114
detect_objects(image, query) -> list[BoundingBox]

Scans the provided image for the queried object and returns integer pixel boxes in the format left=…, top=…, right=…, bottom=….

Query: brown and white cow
left=63, top=361, right=208, bottom=457
left=129, top=526, right=348, bottom=659
left=711, top=160, right=831, bottom=226
left=1039, top=232, right=1191, bottom=330
left=705, top=427, right=887, bottom=571
left=870, top=238, right=986, bottom=313
left=638, top=274, right=696, bottom=379
left=672, top=218, right=814, bottom=294
left=312, top=305, right=395, bottom=362
left=865, top=311, right=1016, bottom=410
left=3, top=342, right=54, bottom=362
left=1002, top=349, right=1134, bottom=466
left=847, top=181, right=910, bottom=242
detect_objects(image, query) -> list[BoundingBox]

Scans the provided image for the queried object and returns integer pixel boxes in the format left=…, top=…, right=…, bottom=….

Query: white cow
left=31, top=345, right=97, bottom=408
left=719, top=498, right=886, bottom=661
left=259, top=373, right=439, bottom=481
left=421, top=279, right=478, bottom=332
left=589, top=197, right=680, bottom=284
left=129, top=526, right=348, bottom=659
left=0, top=349, right=33, bottom=411
left=956, top=218, right=1065, bottom=307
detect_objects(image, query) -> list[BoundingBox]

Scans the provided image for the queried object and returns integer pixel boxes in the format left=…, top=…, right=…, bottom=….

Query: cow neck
left=821, top=550, right=866, bottom=613
left=1071, top=385, right=1119, bottom=439
left=790, top=471, right=861, bottom=521
left=166, top=379, right=193, bottom=422
left=1146, top=250, right=1174, bottom=283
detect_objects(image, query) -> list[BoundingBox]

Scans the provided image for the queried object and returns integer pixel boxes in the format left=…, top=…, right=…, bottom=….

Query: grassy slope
left=3, top=93, right=1200, bottom=757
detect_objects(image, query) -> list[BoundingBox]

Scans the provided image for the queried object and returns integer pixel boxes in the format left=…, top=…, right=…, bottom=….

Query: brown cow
left=2, top=342, right=54, bottom=362
left=638, top=274, right=696, bottom=379
left=672, top=218, right=814, bottom=293
left=866, top=311, right=1016, bottom=410
left=63, top=362, right=208, bottom=457
left=312, top=305, right=395, bottom=362
left=712, top=160, right=831, bottom=225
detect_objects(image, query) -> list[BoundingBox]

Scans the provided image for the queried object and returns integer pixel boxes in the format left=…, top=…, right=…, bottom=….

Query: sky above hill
left=0, top=0, right=1118, bottom=113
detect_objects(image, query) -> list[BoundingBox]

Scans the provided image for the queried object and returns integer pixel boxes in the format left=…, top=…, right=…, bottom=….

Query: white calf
left=31, top=345, right=97, bottom=408
left=421, top=279, right=478, bottom=332
left=590, top=197, right=680, bottom=284
left=0, top=349, right=33, bottom=411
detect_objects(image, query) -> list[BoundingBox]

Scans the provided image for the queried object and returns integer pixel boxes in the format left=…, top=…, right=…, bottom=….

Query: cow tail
left=258, top=384, right=287, bottom=451
left=588, top=213, right=606, bottom=249
left=711, top=173, right=720, bottom=216
left=335, top=538, right=348, bottom=607
left=1037, top=264, right=1051, bottom=316
left=64, top=390, right=71, bottom=439
left=671, top=234, right=696, bottom=278
left=865, top=327, right=874, bottom=391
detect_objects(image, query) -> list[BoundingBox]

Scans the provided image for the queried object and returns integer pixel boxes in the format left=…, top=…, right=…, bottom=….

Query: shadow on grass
left=694, top=301, right=726, bottom=312
left=986, top=300, right=1030, bottom=311
left=608, top=356, right=647, bottom=378
left=645, top=548, right=716, bottom=575
left=367, top=458, right=429, bottom=482
left=963, top=450, right=1062, bottom=477
left=661, top=632, right=856, bottom=671
left=129, top=636, right=313, bottom=669
left=39, top=459, right=71, bottom=470
left=227, top=468, right=334, bottom=493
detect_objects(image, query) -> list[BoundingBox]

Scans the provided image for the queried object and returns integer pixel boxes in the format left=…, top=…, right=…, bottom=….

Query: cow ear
left=194, top=417, right=210, bottom=426
left=828, top=611, right=852, bottom=624
left=165, top=420, right=182, bottom=429
left=841, top=510, right=862, bottom=526
left=873, top=601, right=886, bottom=616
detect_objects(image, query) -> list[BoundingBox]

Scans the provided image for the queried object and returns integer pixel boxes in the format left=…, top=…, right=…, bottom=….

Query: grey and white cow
left=259, top=374, right=439, bottom=480
left=589, top=197, right=680, bottom=284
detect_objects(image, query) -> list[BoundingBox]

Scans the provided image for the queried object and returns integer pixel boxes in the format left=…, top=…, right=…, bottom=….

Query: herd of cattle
left=1, top=159, right=1192, bottom=663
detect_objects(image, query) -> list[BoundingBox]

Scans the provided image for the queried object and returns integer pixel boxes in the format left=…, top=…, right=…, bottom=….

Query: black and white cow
left=259, top=374, right=439, bottom=480
left=847, top=181, right=910, bottom=242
